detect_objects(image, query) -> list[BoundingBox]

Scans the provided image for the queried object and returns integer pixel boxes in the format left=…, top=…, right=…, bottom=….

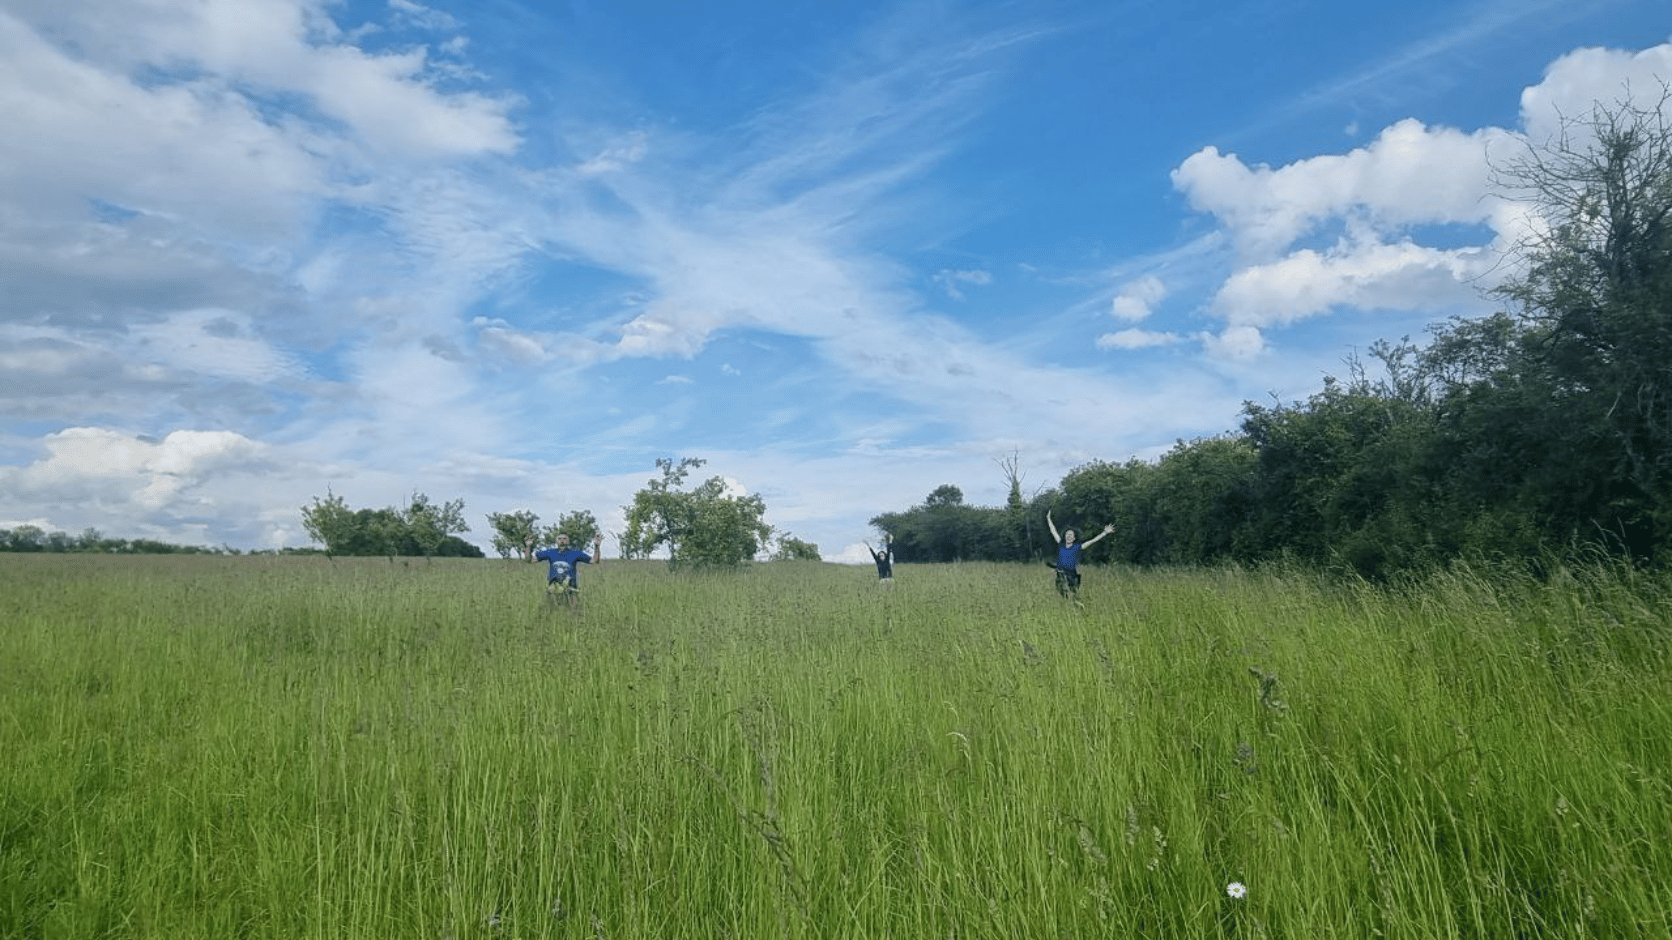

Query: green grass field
left=3, top=554, right=1670, bottom=939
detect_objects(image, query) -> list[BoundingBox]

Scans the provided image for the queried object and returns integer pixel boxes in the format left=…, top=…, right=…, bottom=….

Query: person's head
left=1063, top=529, right=1077, bottom=545
left=556, top=533, right=570, bottom=549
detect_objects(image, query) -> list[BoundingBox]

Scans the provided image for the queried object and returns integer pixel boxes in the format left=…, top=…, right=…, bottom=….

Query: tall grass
left=2, top=554, right=1669, bottom=938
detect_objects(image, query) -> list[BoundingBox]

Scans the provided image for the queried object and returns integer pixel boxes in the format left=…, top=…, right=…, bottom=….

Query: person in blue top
left=525, top=532, right=602, bottom=608
left=1046, top=509, right=1114, bottom=602
left=864, top=533, right=894, bottom=582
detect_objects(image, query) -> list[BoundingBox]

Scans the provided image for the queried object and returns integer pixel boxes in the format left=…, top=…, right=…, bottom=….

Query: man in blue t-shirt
left=1046, top=509, right=1114, bottom=603
left=526, top=532, right=602, bottom=608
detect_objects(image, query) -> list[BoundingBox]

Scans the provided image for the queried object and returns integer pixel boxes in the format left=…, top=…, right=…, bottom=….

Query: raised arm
left=1046, top=509, right=1062, bottom=543
left=1080, top=523, right=1117, bottom=548
left=590, top=535, right=603, bottom=565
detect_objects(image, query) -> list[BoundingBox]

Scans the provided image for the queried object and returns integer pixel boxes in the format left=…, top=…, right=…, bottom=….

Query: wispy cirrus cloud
left=1257, top=0, right=1623, bottom=129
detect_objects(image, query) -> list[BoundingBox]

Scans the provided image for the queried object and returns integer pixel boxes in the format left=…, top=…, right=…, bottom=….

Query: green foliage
left=486, top=509, right=602, bottom=559
left=301, top=489, right=481, bottom=557
left=1482, top=95, right=1672, bottom=556
left=621, top=457, right=770, bottom=568
left=485, top=509, right=539, bottom=559
left=400, top=492, right=469, bottom=558
left=548, top=509, right=602, bottom=550
left=1147, top=435, right=1259, bottom=564
left=0, top=525, right=226, bottom=554
left=923, top=483, right=963, bottom=507
left=772, top=533, right=822, bottom=561
left=872, top=484, right=1014, bottom=562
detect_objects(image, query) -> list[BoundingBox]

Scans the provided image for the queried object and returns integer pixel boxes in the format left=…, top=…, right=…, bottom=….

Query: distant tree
left=549, top=509, right=602, bottom=551
left=402, top=492, right=469, bottom=558
left=996, top=451, right=1030, bottom=556
left=1484, top=91, right=1672, bottom=556
left=772, top=533, right=822, bottom=561
left=621, top=457, right=770, bottom=568
left=302, top=490, right=480, bottom=557
left=924, top=484, right=964, bottom=508
left=4, top=525, right=45, bottom=552
left=486, top=510, right=540, bottom=560
left=870, top=484, right=1010, bottom=563
left=301, top=490, right=355, bottom=555
left=1148, top=435, right=1259, bottom=565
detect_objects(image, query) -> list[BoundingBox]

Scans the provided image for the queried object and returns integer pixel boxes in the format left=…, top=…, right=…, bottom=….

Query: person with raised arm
left=864, top=533, right=894, bottom=583
left=526, top=531, right=602, bottom=610
left=1046, top=509, right=1114, bottom=603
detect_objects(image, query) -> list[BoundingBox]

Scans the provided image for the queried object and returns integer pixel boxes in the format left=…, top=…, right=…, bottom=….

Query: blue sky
left=1, top=0, right=1669, bottom=562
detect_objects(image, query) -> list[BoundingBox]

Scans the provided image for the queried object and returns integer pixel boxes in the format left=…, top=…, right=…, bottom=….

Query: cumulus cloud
left=1110, top=275, right=1167, bottom=322
left=1520, top=42, right=1672, bottom=146
left=0, top=427, right=276, bottom=513
left=1200, top=325, right=1267, bottom=361
left=1212, top=240, right=1494, bottom=328
left=1172, top=40, right=1672, bottom=363
left=1172, top=119, right=1512, bottom=261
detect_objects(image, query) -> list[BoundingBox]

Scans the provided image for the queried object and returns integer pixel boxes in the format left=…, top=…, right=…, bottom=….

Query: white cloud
left=127, top=309, right=305, bottom=383
left=1211, top=239, right=1494, bottom=329
left=1520, top=42, right=1672, bottom=147
left=1096, top=328, right=1181, bottom=350
left=0, top=10, right=325, bottom=238
left=578, top=132, right=651, bottom=176
left=30, top=0, right=517, bottom=159
left=934, top=268, right=993, bottom=300
left=0, top=427, right=277, bottom=513
left=1172, top=119, right=1513, bottom=261
left=1109, top=274, right=1167, bottom=322
left=1201, top=325, right=1267, bottom=362
left=388, top=0, right=460, bottom=32
left=1173, top=39, right=1672, bottom=362
left=473, top=319, right=549, bottom=365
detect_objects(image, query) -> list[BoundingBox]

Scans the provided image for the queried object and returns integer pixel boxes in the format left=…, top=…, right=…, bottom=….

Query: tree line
left=299, top=457, right=815, bottom=565
left=0, top=526, right=253, bottom=555
left=876, top=99, right=1672, bottom=577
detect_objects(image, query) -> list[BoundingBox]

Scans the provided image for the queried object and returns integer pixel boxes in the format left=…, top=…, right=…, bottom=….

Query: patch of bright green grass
left=2, top=554, right=1669, bottom=938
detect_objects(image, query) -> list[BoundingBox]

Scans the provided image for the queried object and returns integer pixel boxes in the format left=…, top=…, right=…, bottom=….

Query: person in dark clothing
left=865, top=534, right=894, bottom=582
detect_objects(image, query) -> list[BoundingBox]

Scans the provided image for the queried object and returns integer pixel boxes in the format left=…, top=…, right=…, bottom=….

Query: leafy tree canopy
left=301, top=490, right=480, bottom=557
left=621, top=457, right=770, bottom=568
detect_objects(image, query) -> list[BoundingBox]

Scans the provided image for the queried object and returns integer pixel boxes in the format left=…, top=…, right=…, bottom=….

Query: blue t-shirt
left=1057, top=543, right=1084, bottom=570
left=535, top=547, right=591, bottom=587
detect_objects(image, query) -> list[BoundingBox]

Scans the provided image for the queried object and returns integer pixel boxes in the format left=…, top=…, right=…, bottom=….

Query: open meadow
left=2, top=553, right=1670, bottom=939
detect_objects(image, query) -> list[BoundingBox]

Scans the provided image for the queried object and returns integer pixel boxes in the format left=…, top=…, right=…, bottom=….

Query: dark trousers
left=1055, top=566, right=1081, bottom=598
